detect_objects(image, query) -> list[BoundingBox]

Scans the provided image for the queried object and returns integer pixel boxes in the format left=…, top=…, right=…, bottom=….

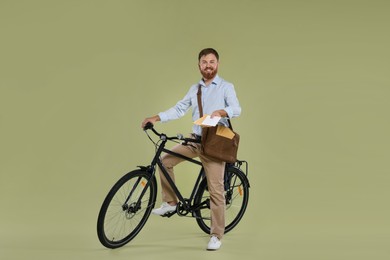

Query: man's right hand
left=141, top=115, right=161, bottom=128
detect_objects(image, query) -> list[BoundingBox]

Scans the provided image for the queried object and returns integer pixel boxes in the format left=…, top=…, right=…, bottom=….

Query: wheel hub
left=123, top=202, right=139, bottom=219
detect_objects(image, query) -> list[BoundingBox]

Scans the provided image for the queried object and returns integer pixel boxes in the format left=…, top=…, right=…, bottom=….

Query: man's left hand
left=210, top=109, right=227, bottom=118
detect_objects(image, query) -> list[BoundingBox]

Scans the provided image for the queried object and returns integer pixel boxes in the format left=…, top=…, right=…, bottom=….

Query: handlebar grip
left=143, top=122, right=154, bottom=131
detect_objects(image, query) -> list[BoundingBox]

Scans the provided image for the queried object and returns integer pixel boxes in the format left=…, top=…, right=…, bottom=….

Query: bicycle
left=97, top=123, right=250, bottom=249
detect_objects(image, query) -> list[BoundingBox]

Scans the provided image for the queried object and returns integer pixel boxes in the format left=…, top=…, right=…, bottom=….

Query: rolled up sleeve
left=158, top=92, right=192, bottom=123
left=224, top=85, right=241, bottom=118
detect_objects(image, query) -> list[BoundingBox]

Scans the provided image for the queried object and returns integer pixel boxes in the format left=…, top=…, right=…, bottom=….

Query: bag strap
left=197, top=84, right=234, bottom=130
left=197, top=84, right=204, bottom=118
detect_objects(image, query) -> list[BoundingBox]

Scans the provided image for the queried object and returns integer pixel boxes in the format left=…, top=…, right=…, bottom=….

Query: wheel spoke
left=194, top=167, right=249, bottom=234
left=97, top=170, right=157, bottom=248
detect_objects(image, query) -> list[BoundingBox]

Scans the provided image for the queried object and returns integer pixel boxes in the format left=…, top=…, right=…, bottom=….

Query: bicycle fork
left=121, top=166, right=155, bottom=216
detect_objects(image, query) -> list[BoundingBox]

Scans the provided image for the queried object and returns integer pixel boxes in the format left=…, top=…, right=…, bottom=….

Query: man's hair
left=198, top=48, right=219, bottom=61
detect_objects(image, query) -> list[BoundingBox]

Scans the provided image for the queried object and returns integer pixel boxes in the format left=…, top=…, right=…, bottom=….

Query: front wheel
left=97, top=170, right=157, bottom=248
left=194, top=166, right=249, bottom=234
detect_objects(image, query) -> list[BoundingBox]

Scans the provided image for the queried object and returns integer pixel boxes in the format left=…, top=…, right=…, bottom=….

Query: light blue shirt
left=158, top=75, right=241, bottom=136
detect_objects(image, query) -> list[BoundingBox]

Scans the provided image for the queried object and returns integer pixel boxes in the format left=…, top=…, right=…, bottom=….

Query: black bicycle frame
left=136, top=136, right=206, bottom=212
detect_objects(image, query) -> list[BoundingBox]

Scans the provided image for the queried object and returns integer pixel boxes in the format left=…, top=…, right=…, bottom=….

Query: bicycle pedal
left=162, top=211, right=176, bottom=218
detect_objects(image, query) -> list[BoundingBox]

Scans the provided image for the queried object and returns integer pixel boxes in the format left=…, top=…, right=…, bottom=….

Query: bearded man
left=141, top=48, right=241, bottom=250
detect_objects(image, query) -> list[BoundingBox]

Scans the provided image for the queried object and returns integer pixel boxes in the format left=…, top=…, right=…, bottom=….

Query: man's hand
left=141, top=115, right=160, bottom=128
left=210, top=109, right=227, bottom=118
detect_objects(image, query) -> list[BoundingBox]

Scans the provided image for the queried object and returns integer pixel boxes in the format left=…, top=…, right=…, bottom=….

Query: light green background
left=1, top=1, right=389, bottom=259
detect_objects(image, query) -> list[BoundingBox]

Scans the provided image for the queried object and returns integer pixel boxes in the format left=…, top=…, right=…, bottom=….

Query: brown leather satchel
left=197, top=85, right=240, bottom=163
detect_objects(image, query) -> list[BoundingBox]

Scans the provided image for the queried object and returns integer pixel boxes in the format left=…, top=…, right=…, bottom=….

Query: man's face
left=198, top=54, right=219, bottom=80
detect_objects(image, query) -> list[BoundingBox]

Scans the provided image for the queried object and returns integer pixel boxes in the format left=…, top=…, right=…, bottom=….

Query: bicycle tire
left=194, top=166, right=249, bottom=234
left=97, top=169, right=157, bottom=248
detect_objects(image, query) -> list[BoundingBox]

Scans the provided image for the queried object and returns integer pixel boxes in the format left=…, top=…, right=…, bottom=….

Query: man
left=141, top=48, right=241, bottom=250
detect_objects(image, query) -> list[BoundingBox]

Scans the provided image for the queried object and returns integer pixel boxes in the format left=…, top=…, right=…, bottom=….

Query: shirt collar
left=199, top=75, right=221, bottom=87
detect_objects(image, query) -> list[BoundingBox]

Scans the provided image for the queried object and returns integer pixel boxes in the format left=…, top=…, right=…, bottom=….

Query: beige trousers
left=158, top=140, right=226, bottom=239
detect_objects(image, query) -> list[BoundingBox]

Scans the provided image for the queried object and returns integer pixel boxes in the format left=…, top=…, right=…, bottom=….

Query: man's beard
left=201, top=67, right=218, bottom=81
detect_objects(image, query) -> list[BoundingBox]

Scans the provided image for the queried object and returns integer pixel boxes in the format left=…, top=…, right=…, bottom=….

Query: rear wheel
left=97, top=170, right=157, bottom=248
left=194, top=167, right=249, bottom=234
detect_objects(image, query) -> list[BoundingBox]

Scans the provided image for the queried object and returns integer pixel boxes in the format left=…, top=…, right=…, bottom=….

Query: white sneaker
left=207, top=236, right=222, bottom=250
left=151, top=202, right=177, bottom=216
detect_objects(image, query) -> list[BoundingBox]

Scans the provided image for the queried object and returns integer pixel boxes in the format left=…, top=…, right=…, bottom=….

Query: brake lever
left=177, top=134, right=198, bottom=149
left=182, top=142, right=196, bottom=149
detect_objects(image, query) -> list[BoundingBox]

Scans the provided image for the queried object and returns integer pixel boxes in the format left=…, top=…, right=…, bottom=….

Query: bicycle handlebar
left=143, top=122, right=200, bottom=144
left=143, top=122, right=160, bottom=136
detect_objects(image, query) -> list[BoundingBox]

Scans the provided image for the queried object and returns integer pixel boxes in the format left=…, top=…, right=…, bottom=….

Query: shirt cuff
left=224, top=107, right=233, bottom=118
left=158, top=112, right=169, bottom=123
